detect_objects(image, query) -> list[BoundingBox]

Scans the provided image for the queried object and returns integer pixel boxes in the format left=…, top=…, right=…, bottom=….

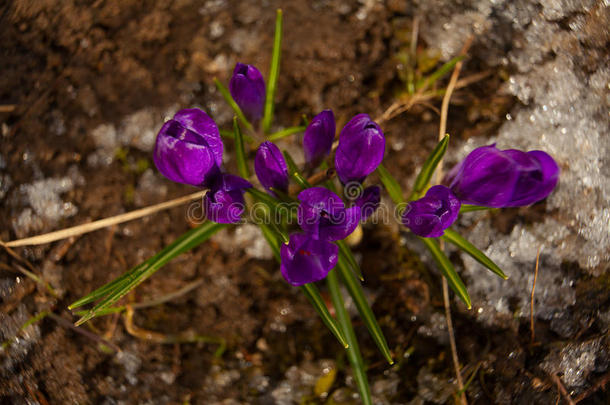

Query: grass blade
left=301, top=283, right=349, bottom=349
left=376, top=164, right=405, bottom=205
left=326, top=269, right=372, bottom=405
left=411, top=134, right=449, bottom=197
left=268, top=125, right=305, bottom=141
left=336, top=258, right=394, bottom=365
left=283, top=150, right=311, bottom=189
left=337, top=240, right=363, bottom=281
left=214, top=78, right=253, bottom=132
left=233, top=117, right=250, bottom=178
left=73, top=222, right=228, bottom=325
left=441, top=229, right=507, bottom=279
left=419, top=237, right=471, bottom=309
left=220, top=129, right=254, bottom=143
left=262, top=9, right=283, bottom=134
left=459, top=204, right=491, bottom=213
left=416, top=55, right=464, bottom=91
left=256, top=219, right=347, bottom=348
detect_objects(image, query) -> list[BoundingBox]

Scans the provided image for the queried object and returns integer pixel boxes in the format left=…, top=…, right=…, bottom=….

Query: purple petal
left=355, top=185, right=380, bottom=221
left=204, top=173, right=252, bottom=224
left=304, top=110, right=335, bottom=167
left=254, top=141, right=289, bottom=195
left=447, top=145, right=519, bottom=207
left=173, top=108, right=223, bottom=168
left=335, top=114, right=385, bottom=183
left=229, top=63, right=266, bottom=124
left=402, top=185, right=460, bottom=237
left=153, top=119, right=220, bottom=187
left=297, top=187, right=359, bottom=241
left=280, top=233, right=338, bottom=286
left=506, top=150, right=560, bottom=206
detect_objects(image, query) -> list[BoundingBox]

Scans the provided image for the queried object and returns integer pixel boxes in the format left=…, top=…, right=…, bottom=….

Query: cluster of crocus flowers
left=401, top=144, right=559, bottom=237
left=153, top=108, right=251, bottom=224
left=253, top=112, right=384, bottom=286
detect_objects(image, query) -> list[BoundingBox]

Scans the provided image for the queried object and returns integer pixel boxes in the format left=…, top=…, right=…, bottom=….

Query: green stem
left=262, top=9, right=283, bottom=134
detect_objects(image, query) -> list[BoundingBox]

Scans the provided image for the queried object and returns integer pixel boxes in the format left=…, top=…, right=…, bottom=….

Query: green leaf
left=300, top=283, right=349, bottom=349
left=214, top=78, right=254, bottom=133
left=459, top=204, right=491, bottom=213
left=220, top=128, right=254, bottom=143
left=72, top=222, right=228, bottom=325
left=262, top=9, right=283, bottom=134
left=337, top=240, right=363, bottom=281
left=233, top=117, right=250, bottom=178
left=441, top=229, right=507, bottom=279
left=336, top=258, right=394, bottom=365
left=376, top=164, right=405, bottom=205
left=256, top=220, right=347, bottom=348
left=411, top=134, right=450, bottom=197
left=258, top=222, right=281, bottom=262
left=268, top=125, right=306, bottom=141
left=283, top=150, right=311, bottom=189
left=416, top=55, right=464, bottom=91
left=419, top=237, right=471, bottom=309
left=326, top=269, right=372, bottom=405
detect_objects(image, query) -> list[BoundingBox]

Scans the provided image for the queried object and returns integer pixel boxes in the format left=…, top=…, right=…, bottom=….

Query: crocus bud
left=153, top=108, right=223, bottom=187
left=402, top=185, right=460, bottom=237
left=297, top=187, right=361, bottom=241
left=445, top=145, right=559, bottom=207
left=303, top=109, right=335, bottom=167
left=229, top=63, right=266, bottom=124
left=254, top=141, right=289, bottom=196
left=354, top=185, right=381, bottom=221
left=280, top=233, right=338, bottom=286
left=335, top=114, right=385, bottom=184
left=204, top=173, right=252, bottom=224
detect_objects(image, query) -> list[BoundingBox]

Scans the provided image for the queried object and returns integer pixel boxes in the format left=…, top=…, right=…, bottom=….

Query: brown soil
left=1, top=1, right=607, bottom=404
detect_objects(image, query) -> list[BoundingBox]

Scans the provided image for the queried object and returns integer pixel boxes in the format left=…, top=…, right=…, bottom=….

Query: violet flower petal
left=204, top=173, right=252, bottom=224
left=303, top=110, right=335, bottom=167
left=153, top=109, right=223, bottom=187
left=229, top=63, right=266, bottom=124
left=334, top=114, right=385, bottom=184
left=446, top=144, right=559, bottom=207
left=446, top=145, right=519, bottom=207
left=254, top=141, right=289, bottom=195
left=297, top=187, right=361, bottom=241
left=280, top=233, right=339, bottom=286
left=402, top=185, right=460, bottom=237
left=355, top=185, right=381, bottom=221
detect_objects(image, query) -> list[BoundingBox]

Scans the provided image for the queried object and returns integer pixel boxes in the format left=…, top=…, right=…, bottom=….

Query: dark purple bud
left=229, top=63, right=266, bottom=124
left=355, top=185, right=381, bottom=221
left=204, top=173, right=252, bottom=224
left=280, top=233, right=338, bottom=286
left=335, top=114, right=385, bottom=184
left=445, top=145, right=559, bottom=207
left=254, top=141, right=289, bottom=196
left=153, top=108, right=223, bottom=187
left=402, top=185, right=460, bottom=237
left=297, top=187, right=360, bottom=241
left=303, top=110, right=335, bottom=167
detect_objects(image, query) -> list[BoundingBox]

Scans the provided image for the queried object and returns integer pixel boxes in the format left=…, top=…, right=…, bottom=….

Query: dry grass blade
left=2, top=190, right=207, bottom=247
left=530, top=245, right=542, bottom=345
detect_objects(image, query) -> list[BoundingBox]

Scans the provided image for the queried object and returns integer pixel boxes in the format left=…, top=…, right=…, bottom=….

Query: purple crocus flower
left=355, top=185, right=381, bottom=221
left=335, top=114, right=385, bottom=184
left=254, top=141, right=289, bottom=196
left=297, top=187, right=360, bottom=241
left=445, top=145, right=559, bottom=207
left=153, top=108, right=223, bottom=187
left=402, top=185, right=461, bottom=237
left=280, top=233, right=339, bottom=286
left=204, top=173, right=252, bottom=224
left=229, top=63, right=266, bottom=124
left=303, top=110, right=335, bottom=167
